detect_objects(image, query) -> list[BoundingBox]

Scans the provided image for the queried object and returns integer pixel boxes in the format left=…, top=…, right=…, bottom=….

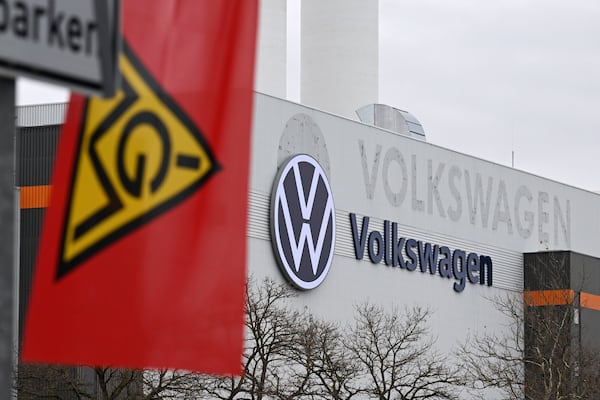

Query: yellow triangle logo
left=58, top=43, right=219, bottom=279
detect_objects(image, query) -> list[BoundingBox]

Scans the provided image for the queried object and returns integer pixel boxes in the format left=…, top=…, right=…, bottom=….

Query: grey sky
left=16, top=0, right=600, bottom=191
left=379, top=0, right=600, bottom=192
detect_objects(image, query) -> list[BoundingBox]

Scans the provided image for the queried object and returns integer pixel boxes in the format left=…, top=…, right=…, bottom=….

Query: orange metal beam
left=524, top=290, right=600, bottom=311
left=580, top=292, right=600, bottom=312
left=20, top=185, right=51, bottom=209
left=524, top=289, right=574, bottom=306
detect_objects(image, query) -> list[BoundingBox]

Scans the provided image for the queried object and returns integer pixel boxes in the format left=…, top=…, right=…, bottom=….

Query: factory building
left=14, top=1, right=600, bottom=398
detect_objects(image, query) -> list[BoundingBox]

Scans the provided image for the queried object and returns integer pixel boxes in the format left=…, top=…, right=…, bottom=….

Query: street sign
left=0, top=0, right=119, bottom=97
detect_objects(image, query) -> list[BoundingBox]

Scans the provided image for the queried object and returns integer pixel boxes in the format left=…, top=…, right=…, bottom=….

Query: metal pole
left=0, top=77, right=16, bottom=399
left=578, top=290, right=582, bottom=393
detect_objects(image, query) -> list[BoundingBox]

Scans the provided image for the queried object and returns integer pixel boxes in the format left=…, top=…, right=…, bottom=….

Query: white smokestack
left=301, top=0, right=378, bottom=119
left=255, top=0, right=287, bottom=98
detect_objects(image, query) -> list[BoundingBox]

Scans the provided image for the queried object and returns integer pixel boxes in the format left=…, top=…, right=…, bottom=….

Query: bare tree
left=16, top=364, right=142, bottom=400
left=16, top=364, right=96, bottom=400
left=346, top=303, right=462, bottom=400
left=225, top=278, right=360, bottom=400
left=95, top=368, right=142, bottom=400
left=459, top=252, right=600, bottom=400
left=457, top=294, right=525, bottom=400
left=141, top=369, right=201, bottom=399
left=196, top=280, right=463, bottom=400
left=309, top=318, right=360, bottom=400
left=18, top=278, right=464, bottom=400
left=17, top=363, right=201, bottom=399
left=194, top=277, right=307, bottom=400
left=267, top=313, right=321, bottom=400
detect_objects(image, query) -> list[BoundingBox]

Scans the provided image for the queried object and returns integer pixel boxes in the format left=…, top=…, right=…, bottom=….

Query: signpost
left=0, top=77, right=15, bottom=400
left=0, top=0, right=120, bottom=97
left=0, top=1, right=119, bottom=398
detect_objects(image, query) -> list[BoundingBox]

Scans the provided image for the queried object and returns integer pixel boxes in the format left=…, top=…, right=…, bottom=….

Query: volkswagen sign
left=270, top=154, right=336, bottom=290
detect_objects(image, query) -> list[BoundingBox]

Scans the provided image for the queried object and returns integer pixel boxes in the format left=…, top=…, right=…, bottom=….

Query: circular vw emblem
left=271, top=154, right=336, bottom=290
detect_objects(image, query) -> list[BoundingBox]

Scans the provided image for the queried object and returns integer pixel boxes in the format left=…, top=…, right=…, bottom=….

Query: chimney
left=301, top=0, right=378, bottom=120
left=255, top=0, right=287, bottom=98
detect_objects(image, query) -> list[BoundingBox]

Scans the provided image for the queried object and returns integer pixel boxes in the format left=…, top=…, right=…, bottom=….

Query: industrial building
left=16, top=92, right=600, bottom=400
left=14, top=0, right=600, bottom=398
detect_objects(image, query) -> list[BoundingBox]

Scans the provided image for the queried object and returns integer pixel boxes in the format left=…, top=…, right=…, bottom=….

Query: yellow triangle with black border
left=58, top=43, right=219, bottom=279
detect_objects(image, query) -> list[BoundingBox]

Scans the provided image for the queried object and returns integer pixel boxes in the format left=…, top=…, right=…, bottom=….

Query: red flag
left=22, top=0, right=258, bottom=374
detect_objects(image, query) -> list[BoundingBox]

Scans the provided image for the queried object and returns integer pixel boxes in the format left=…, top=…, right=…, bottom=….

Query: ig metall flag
left=22, top=0, right=258, bottom=374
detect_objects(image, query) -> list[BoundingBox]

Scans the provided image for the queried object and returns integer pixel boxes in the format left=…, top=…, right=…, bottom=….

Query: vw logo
left=270, top=154, right=336, bottom=290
